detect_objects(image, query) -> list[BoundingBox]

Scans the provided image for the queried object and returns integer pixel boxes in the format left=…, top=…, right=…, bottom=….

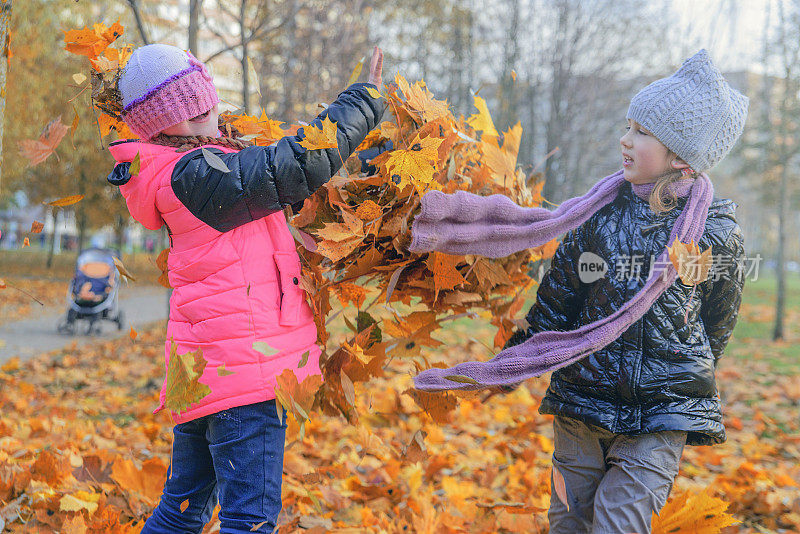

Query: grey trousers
left=548, top=416, right=687, bottom=534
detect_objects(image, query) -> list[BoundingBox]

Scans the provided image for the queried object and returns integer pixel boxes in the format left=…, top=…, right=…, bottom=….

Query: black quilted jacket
left=510, top=181, right=745, bottom=446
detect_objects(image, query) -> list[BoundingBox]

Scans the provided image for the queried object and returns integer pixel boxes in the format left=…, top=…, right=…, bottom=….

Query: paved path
left=0, top=286, right=170, bottom=363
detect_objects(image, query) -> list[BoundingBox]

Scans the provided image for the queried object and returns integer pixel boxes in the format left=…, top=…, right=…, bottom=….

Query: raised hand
left=368, top=46, right=383, bottom=93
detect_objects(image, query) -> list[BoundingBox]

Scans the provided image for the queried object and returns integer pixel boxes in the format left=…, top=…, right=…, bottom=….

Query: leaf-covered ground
left=1, top=275, right=799, bottom=533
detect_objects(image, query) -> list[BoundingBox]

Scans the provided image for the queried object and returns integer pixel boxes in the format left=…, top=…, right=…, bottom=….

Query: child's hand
left=368, top=46, right=383, bottom=92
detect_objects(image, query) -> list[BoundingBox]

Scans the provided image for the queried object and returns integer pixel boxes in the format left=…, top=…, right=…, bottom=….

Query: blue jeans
left=141, top=400, right=287, bottom=534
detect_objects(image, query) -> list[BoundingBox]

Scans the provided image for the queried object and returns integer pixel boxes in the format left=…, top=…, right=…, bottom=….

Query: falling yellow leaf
left=348, top=56, right=365, bottom=85
left=180, top=499, right=189, bottom=513
left=30, top=221, right=44, bottom=233
left=466, top=95, right=498, bottom=138
left=129, top=327, right=137, bottom=341
left=163, top=341, right=212, bottom=414
left=45, top=195, right=84, bottom=207
left=299, top=116, right=338, bottom=150
left=21, top=237, right=30, bottom=248
left=366, top=86, right=383, bottom=99
left=383, top=136, right=443, bottom=195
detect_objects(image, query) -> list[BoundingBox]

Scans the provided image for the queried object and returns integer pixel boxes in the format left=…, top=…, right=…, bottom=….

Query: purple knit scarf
left=410, top=170, right=712, bottom=391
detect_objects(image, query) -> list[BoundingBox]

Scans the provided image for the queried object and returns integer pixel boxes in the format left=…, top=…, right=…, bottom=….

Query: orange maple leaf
left=667, top=238, right=713, bottom=286
left=18, top=116, right=69, bottom=166
left=229, top=111, right=286, bottom=145
left=274, top=368, right=323, bottom=422
left=652, top=489, right=738, bottom=533
left=63, top=21, right=124, bottom=59
left=110, top=457, right=167, bottom=504
left=395, top=74, right=450, bottom=123
left=426, top=251, right=467, bottom=300
left=299, top=116, right=339, bottom=150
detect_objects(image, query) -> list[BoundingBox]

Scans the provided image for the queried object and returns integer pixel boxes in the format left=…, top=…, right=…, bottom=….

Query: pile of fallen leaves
left=60, top=20, right=558, bottom=427
left=2, top=319, right=781, bottom=533
left=220, top=75, right=561, bottom=425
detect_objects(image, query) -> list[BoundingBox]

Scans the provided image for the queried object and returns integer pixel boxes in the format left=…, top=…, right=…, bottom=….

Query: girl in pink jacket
left=108, top=43, right=384, bottom=533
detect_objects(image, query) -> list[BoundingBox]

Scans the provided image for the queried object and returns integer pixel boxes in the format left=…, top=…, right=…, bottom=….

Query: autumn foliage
left=3, top=17, right=791, bottom=534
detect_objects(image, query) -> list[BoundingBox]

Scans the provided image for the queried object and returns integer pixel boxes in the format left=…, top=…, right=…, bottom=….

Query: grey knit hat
left=626, top=49, right=749, bottom=172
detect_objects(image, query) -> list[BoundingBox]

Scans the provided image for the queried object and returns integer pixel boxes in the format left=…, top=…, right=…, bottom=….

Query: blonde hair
left=649, top=173, right=682, bottom=214
left=649, top=152, right=693, bottom=215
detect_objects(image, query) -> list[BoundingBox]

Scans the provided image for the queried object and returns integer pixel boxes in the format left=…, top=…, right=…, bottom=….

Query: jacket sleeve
left=107, top=161, right=165, bottom=231
left=700, top=222, right=746, bottom=363
left=171, top=82, right=385, bottom=232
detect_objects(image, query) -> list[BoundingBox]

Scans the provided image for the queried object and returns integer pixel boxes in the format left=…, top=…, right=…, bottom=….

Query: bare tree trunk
left=543, top=1, right=568, bottom=203
left=46, top=209, right=58, bottom=269
left=114, top=214, right=125, bottom=252
left=188, top=0, right=203, bottom=55
left=279, top=0, right=297, bottom=117
left=773, top=0, right=796, bottom=341
left=498, top=0, right=520, bottom=131
left=126, top=0, right=150, bottom=45
left=239, top=0, right=250, bottom=114
left=0, top=1, right=10, bottom=191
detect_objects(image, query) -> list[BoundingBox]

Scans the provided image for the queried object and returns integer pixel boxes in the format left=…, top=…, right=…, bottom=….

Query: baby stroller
left=56, top=247, right=125, bottom=335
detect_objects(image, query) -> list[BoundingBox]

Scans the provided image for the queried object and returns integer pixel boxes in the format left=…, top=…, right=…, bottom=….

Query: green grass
left=0, top=248, right=161, bottom=282
left=726, top=272, right=800, bottom=375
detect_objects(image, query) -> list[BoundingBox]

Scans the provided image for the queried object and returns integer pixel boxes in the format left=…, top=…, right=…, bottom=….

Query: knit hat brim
left=123, top=69, right=219, bottom=140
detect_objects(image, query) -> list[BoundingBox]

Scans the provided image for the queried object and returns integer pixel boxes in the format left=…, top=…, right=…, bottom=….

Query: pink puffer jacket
left=109, top=140, right=320, bottom=423
left=108, top=83, right=383, bottom=423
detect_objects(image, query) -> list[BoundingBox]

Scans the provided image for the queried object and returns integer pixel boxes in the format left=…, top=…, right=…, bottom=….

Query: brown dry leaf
left=404, top=388, right=457, bottom=424
left=426, top=252, right=467, bottom=300
left=113, top=257, right=136, bottom=282
left=19, top=116, right=69, bottom=166
left=333, top=282, right=367, bottom=308
left=110, top=457, right=167, bottom=504
left=274, top=369, right=323, bottom=422
left=129, top=327, right=137, bottom=341
left=162, top=341, right=212, bottom=414
left=180, top=499, right=189, bottom=513
left=30, top=221, right=44, bottom=233
left=552, top=465, right=569, bottom=511
left=355, top=199, right=383, bottom=221
left=402, top=429, right=428, bottom=463
left=475, top=501, right=547, bottom=514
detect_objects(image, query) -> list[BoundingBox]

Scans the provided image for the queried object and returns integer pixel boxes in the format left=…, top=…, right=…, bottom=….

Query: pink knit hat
left=119, top=44, right=219, bottom=140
